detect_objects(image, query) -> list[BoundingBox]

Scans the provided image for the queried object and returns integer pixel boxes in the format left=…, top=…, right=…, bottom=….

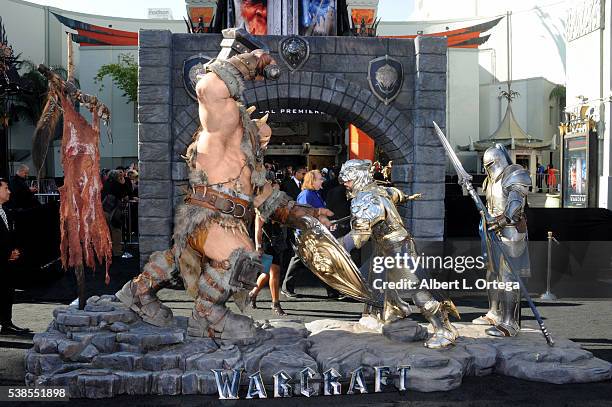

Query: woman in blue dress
left=297, top=170, right=325, bottom=208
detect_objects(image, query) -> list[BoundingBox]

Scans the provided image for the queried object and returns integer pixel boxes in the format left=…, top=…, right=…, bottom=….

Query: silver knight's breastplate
left=485, top=177, right=507, bottom=217
left=485, top=166, right=530, bottom=246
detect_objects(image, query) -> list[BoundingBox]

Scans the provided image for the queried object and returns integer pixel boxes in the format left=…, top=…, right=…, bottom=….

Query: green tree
left=95, top=53, right=137, bottom=103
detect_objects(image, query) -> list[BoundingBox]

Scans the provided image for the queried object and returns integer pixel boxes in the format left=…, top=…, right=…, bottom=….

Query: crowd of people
left=535, top=162, right=559, bottom=193
left=100, top=164, right=139, bottom=257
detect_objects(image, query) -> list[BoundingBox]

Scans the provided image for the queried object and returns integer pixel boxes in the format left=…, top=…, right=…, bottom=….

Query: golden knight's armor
left=338, top=159, right=458, bottom=349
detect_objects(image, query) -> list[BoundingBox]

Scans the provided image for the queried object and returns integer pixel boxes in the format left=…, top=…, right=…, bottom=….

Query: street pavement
left=1, top=256, right=611, bottom=406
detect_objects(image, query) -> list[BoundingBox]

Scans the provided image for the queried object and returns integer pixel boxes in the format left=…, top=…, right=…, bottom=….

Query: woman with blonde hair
left=297, top=170, right=325, bottom=208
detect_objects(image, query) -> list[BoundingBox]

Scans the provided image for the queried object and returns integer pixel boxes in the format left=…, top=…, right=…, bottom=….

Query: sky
left=24, top=0, right=415, bottom=21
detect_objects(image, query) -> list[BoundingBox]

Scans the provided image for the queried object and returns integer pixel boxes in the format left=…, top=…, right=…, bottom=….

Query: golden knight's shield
left=295, top=216, right=379, bottom=305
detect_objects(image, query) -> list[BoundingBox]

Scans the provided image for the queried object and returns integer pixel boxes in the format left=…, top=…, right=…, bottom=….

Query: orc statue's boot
left=188, top=296, right=258, bottom=341
left=187, top=257, right=260, bottom=342
left=116, top=250, right=175, bottom=327
left=486, top=288, right=520, bottom=337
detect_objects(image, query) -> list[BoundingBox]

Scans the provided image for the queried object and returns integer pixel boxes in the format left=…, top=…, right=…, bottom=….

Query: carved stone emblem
left=279, top=35, right=310, bottom=72
left=367, top=55, right=404, bottom=105
left=182, top=53, right=213, bottom=101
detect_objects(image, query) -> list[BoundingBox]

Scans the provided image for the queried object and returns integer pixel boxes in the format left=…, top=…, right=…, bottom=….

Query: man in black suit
left=281, top=165, right=306, bottom=200
left=0, top=178, right=30, bottom=335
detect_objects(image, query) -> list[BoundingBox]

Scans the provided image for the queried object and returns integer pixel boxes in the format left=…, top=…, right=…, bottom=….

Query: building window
left=549, top=106, right=554, bottom=125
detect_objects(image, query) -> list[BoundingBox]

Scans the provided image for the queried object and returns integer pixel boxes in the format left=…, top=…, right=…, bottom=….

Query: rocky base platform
left=25, top=295, right=612, bottom=398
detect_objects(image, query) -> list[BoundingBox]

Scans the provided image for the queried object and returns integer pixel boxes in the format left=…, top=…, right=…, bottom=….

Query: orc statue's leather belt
left=186, top=185, right=255, bottom=226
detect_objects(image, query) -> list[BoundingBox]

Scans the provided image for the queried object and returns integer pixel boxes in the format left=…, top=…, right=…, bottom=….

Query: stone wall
left=137, top=30, right=447, bottom=266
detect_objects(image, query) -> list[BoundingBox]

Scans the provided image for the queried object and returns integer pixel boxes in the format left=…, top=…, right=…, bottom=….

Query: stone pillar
left=411, top=36, right=447, bottom=241
left=138, top=30, right=174, bottom=268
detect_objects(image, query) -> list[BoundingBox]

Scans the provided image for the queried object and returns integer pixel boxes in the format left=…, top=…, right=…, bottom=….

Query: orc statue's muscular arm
left=255, top=183, right=332, bottom=228
left=195, top=50, right=275, bottom=128
left=195, top=72, right=235, bottom=133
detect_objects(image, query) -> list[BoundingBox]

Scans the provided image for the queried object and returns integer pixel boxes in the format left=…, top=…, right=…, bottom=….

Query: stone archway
left=172, top=74, right=413, bottom=165
left=137, top=31, right=448, bottom=265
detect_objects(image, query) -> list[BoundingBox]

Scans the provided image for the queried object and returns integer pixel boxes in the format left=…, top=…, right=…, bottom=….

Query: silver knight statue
left=473, top=144, right=531, bottom=337
left=338, top=159, right=459, bottom=349
left=115, top=29, right=331, bottom=342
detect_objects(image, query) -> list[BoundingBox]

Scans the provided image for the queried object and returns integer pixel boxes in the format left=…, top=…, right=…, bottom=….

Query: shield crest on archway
left=368, top=55, right=404, bottom=105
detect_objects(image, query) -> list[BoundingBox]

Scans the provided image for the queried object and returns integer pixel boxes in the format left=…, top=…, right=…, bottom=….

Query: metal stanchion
left=121, top=201, right=134, bottom=259
left=35, top=192, right=60, bottom=205
left=540, top=231, right=559, bottom=300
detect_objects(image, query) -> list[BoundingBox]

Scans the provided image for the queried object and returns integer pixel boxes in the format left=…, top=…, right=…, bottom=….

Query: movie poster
left=188, top=7, right=215, bottom=32
left=351, top=8, right=375, bottom=34
left=299, top=0, right=336, bottom=36
left=563, top=134, right=588, bottom=208
left=233, top=0, right=268, bottom=35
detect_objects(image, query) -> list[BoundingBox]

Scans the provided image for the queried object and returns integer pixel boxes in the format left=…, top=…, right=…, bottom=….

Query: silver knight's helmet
left=339, top=159, right=374, bottom=198
left=483, top=144, right=512, bottom=181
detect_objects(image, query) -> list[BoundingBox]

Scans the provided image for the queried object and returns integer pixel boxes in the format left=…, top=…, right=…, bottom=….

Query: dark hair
left=0, top=177, right=7, bottom=186
left=108, top=170, right=124, bottom=181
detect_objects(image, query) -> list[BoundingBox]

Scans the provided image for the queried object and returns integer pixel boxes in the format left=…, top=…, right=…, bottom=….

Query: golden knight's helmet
left=339, top=159, right=374, bottom=198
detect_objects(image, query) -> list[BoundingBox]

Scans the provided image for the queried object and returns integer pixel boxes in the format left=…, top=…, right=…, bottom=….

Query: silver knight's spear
left=432, top=121, right=554, bottom=346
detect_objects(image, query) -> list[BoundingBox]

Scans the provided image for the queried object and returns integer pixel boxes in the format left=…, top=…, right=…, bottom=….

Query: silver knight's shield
left=279, top=35, right=310, bottom=72
left=183, top=54, right=213, bottom=101
left=295, top=216, right=379, bottom=305
left=368, top=55, right=404, bottom=105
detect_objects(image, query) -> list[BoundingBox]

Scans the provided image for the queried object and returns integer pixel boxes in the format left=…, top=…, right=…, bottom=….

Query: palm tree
left=499, top=88, right=520, bottom=102
left=10, top=61, right=73, bottom=126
